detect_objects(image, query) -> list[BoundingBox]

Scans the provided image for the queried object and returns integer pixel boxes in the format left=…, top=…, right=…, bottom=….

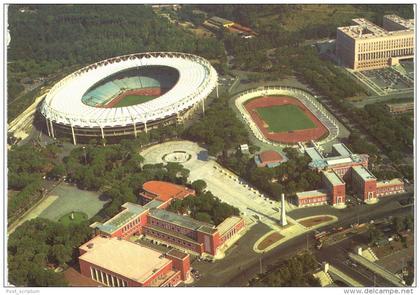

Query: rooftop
left=216, top=216, right=243, bottom=236
left=259, top=150, right=283, bottom=163
left=305, top=147, right=324, bottom=162
left=296, top=189, right=327, bottom=199
left=352, top=165, right=376, bottom=181
left=166, top=248, right=189, bottom=260
left=208, top=16, right=234, bottom=26
left=142, top=181, right=195, bottom=202
left=338, top=16, right=414, bottom=39
left=384, top=14, right=414, bottom=30
left=95, top=202, right=147, bottom=234
left=149, top=208, right=215, bottom=232
left=376, top=178, right=404, bottom=187
left=323, top=170, right=345, bottom=186
left=332, top=143, right=352, bottom=157
left=143, top=199, right=165, bottom=209
left=79, top=236, right=171, bottom=284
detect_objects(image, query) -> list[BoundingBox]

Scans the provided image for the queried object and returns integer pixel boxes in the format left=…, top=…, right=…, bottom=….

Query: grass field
left=255, top=104, right=316, bottom=132
left=113, top=95, right=158, bottom=107
left=58, top=211, right=88, bottom=226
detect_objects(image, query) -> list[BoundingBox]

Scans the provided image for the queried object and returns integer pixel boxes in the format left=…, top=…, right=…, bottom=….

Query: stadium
left=234, top=86, right=339, bottom=146
left=40, top=52, right=218, bottom=144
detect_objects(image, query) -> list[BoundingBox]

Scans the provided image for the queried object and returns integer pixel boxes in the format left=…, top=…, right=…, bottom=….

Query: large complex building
left=78, top=235, right=190, bottom=286
left=40, top=52, right=218, bottom=144
left=91, top=181, right=245, bottom=257
left=386, top=102, right=414, bottom=114
left=336, top=15, right=414, bottom=70
left=295, top=143, right=404, bottom=207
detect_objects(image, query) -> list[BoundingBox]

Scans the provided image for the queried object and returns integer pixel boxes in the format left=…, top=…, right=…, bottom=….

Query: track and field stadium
left=40, top=52, right=218, bottom=144
left=234, top=87, right=340, bottom=146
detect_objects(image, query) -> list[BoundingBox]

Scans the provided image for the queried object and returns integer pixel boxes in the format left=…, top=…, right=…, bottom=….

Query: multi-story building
left=351, top=165, right=377, bottom=202
left=386, top=102, right=414, bottom=114
left=322, top=170, right=346, bottom=205
left=298, top=143, right=405, bottom=206
left=336, top=15, right=414, bottom=70
left=91, top=200, right=245, bottom=257
left=295, top=190, right=328, bottom=208
left=78, top=236, right=190, bottom=287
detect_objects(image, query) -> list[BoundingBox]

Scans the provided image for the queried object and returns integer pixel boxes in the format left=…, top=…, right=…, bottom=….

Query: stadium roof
left=142, top=181, right=195, bottom=202
left=79, top=236, right=171, bottom=284
left=40, top=52, right=218, bottom=128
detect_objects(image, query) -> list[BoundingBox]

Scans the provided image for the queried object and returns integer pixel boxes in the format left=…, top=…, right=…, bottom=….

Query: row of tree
left=168, top=180, right=240, bottom=225
left=249, top=251, right=320, bottom=286
left=8, top=218, right=92, bottom=286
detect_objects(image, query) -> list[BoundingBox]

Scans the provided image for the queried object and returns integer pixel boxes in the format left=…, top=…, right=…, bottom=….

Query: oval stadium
left=40, top=52, right=218, bottom=144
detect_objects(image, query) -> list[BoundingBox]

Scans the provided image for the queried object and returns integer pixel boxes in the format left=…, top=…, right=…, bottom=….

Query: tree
left=191, top=180, right=207, bottom=194
left=368, top=226, right=385, bottom=244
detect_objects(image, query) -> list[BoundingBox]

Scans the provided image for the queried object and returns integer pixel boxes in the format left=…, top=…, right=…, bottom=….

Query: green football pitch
left=255, top=104, right=316, bottom=132
left=113, top=95, right=158, bottom=107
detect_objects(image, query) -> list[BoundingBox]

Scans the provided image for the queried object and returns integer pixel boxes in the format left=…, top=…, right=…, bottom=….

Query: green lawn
left=114, top=95, right=158, bottom=107
left=58, top=211, right=88, bottom=227
left=255, top=104, right=316, bottom=132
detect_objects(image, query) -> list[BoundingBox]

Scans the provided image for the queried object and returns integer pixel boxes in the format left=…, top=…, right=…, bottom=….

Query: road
left=191, top=201, right=413, bottom=286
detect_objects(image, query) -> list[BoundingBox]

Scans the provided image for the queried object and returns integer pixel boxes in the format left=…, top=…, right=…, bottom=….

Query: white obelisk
left=280, top=193, right=288, bottom=226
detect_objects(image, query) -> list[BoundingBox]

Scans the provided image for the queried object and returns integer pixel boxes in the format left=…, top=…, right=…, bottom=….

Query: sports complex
left=40, top=52, right=218, bottom=144
left=234, top=86, right=340, bottom=146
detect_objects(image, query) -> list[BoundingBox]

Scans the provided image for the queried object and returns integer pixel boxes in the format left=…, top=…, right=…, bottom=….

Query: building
left=254, top=150, right=285, bottom=168
left=207, top=16, right=235, bottom=28
left=139, top=181, right=195, bottom=207
left=295, top=190, right=328, bottom=208
left=351, top=165, right=377, bottom=202
left=322, top=170, right=346, bottom=206
left=336, top=15, right=414, bottom=70
left=306, top=143, right=369, bottom=180
left=386, top=102, right=414, bottom=114
left=78, top=236, right=190, bottom=287
left=91, top=201, right=245, bottom=257
left=298, top=143, right=405, bottom=206
left=40, top=52, right=218, bottom=144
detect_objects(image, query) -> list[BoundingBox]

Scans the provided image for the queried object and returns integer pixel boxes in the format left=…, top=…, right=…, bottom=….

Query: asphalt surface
left=191, top=198, right=413, bottom=287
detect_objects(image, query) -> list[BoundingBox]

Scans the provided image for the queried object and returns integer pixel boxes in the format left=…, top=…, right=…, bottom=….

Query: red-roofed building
left=255, top=150, right=284, bottom=168
left=140, top=181, right=195, bottom=208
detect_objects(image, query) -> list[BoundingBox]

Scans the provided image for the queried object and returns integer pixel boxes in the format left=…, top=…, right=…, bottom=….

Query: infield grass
left=114, top=95, right=158, bottom=107
left=255, top=104, right=316, bottom=132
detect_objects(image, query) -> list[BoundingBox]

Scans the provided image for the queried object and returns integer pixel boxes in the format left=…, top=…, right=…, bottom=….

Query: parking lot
left=353, top=64, right=414, bottom=96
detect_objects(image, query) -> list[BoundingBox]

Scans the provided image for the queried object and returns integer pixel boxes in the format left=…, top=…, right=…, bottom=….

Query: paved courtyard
left=140, top=141, right=310, bottom=238
left=38, top=183, right=111, bottom=221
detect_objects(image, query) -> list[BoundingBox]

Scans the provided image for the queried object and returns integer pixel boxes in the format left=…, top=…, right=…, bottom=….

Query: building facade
left=336, top=15, right=414, bottom=70
left=91, top=200, right=245, bottom=257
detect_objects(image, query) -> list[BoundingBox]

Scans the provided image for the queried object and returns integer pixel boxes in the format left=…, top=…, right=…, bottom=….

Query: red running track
left=100, top=87, right=161, bottom=108
left=244, top=96, right=329, bottom=144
